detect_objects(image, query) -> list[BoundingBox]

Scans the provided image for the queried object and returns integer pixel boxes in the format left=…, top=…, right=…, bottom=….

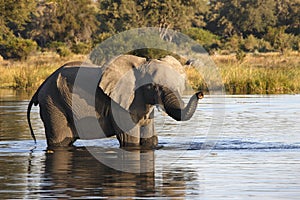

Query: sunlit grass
left=1, top=52, right=299, bottom=94
left=0, top=53, right=86, bottom=89
left=185, top=52, right=300, bottom=94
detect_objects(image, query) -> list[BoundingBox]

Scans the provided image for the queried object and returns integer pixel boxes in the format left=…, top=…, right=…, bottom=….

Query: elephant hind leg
left=40, top=103, right=75, bottom=147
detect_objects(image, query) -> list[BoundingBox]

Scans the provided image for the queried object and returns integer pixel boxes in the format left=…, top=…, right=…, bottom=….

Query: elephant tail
left=27, top=92, right=39, bottom=144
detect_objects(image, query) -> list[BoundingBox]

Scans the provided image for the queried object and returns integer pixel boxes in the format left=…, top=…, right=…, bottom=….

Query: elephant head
left=99, top=55, right=203, bottom=125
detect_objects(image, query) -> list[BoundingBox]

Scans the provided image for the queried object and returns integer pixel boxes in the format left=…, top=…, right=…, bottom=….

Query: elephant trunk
left=160, top=87, right=203, bottom=121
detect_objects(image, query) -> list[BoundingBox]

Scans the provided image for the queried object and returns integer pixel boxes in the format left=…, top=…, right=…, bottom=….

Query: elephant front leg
left=140, top=120, right=158, bottom=148
left=116, top=125, right=140, bottom=147
left=140, top=110, right=158, bottom=148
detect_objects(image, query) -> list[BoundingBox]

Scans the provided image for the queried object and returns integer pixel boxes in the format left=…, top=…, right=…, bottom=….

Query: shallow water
left=0, top=89, right=300, bottom=199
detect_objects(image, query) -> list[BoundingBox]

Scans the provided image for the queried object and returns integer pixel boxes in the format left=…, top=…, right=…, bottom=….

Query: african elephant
left=27, top=55, right=203, bottom=148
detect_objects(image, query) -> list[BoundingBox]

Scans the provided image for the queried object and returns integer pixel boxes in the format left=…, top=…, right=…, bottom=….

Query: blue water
left=0, top=89, right=300, bottom=199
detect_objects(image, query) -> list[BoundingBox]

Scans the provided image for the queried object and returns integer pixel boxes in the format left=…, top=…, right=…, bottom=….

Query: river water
left=0, top=89, right=299, bottom=199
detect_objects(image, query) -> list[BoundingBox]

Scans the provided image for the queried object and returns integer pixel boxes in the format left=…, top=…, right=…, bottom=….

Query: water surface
left=0, top=89, right=300, bottom=199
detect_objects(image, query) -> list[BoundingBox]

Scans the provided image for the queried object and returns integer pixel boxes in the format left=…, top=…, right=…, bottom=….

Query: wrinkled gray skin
left=27, top=55, right=203, bottom=148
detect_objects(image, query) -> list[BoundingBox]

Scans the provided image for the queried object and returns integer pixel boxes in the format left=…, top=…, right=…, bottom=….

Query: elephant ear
left=99, top=55, right=147, bottom=110
left=143, top=56, right=186, bottom=94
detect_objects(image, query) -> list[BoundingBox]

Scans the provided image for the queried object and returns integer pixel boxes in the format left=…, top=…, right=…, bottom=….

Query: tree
left=275, top=0, right=300, bottom=35
left=0, top=0, right=37, bottom=59
left=97, top=0, right=207, bottom=38
left=27, top=0, right=98, bottom=47
left=0, top=0, right=36, bottom=36
left=207, top=0, right=277, bottom=37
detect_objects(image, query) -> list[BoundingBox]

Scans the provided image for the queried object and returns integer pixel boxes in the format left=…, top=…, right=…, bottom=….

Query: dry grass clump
left=0, top=53, right=86, bottom=89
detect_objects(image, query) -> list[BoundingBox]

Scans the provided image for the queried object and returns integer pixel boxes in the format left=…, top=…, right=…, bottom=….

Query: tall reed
left=186, top=52, right=300, bottom=94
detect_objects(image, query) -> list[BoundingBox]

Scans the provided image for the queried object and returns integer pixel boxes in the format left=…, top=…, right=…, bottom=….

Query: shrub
left=0, top=37, right=37, bottom=60
left=243, top=34, right=259, bottom=52
left=236, top=49, right=246, bottom=62
left=257, top=39, right=273, bottom=52
left=48, top=42, right=72, bottom=57
left=183, top=28, right=221, bottom=51
left=264, top=26, right=298, bottom=53
left=223, top=34, right=243, bottom=53
left=47, top=41, right=66, bottom=50
left=56, top=46, right=72, bottom=57
left=71, top=42, right=92, bottom=54
left=93, top=32, right=112, bottom=45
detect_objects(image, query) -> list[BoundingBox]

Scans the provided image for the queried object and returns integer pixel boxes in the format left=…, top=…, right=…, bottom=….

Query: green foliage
left=183, top=28, right=220, bottom=50
left=223, top=34, right=243, bottom=52
left=0, top=0, right=299, bottom=60
left=93, top=33, right=113, bottom=45
left=89, top=28, right=177, bottom=64
left=243, top=35, right=259, bottom=52
left=97, top=0, right=207, bottom=33
left=0, top=36, right=37, bottom=60
left=207, top=0, right=277, bottom=36
left=0, top=0, right=36, bottom=32
left=264, top=26, right=299, bottom=53
left=71, top=42, right=92, bottom=54
left=129, top=48, right=180, bottom=60
left=235, top=49, right=246, bottom=62
left=27, top=0, right=98, bottom=47
left=56, top=46, right=72, bottom=58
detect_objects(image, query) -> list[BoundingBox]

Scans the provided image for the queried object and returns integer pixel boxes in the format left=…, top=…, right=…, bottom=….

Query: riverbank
left=187, top=52, right=300, bottom=94
left=0, top=52, right=299, bottom=94
left=0, top=53, right=87, bottom=90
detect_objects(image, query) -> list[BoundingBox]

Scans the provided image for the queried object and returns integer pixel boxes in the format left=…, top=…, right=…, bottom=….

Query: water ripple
left=189, top=140, right=300, bottom=151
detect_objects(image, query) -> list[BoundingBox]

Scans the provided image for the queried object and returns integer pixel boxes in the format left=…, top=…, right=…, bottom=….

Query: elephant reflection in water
left=42, top=148, right=154, bottom=197
left=40, top=148, right=197, bottom=198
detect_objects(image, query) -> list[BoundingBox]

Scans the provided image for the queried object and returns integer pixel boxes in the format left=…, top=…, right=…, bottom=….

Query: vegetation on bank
left=1, top=1, right=299, bottom=94
left=189, top=52, right=300, bottom=94
left=0, top=52, right=299, bottom=95
left=0, top=53, right=86, bottom=89
left=1, top=0, right=299, bottom=60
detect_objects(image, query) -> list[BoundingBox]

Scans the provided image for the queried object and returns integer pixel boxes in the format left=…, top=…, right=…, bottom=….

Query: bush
left=257, top=39, right=273, bottom=52
left=264, top=26, right=298, bottom=53
left=48, top=42, right=72, bottom=57
left=223, top=34, right=243, bottom=53
left=47, top=41, right=66, bottom=50
left=236, top=49, right=246, bottom=62
left=56, top=46, right=72, bottom=57
left=0, top=37, right=37, bottom=60
left=93, top=32, right=112, bottom=45
left=183, top=28, right=221, bottom=51
left=71, top=42, right=92, bottom=54
left=243, top=34, right=259, bottom=52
